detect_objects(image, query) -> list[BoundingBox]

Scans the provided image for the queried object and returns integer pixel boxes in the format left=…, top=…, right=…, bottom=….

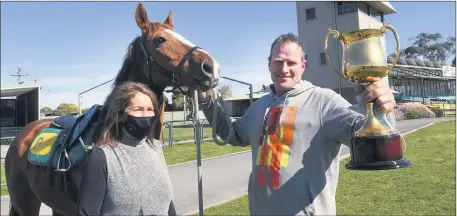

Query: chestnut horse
left=5, top=3, right=220, bottom=216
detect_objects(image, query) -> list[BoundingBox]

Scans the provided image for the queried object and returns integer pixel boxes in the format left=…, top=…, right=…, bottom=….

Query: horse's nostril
left=202, top=62, right=213, bottom=74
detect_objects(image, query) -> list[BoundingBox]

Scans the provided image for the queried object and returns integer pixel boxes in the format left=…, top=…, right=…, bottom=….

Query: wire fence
left=0, top=117, right=241, bottom=158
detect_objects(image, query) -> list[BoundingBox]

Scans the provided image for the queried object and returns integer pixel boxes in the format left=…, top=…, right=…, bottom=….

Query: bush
left=394, top=103, right=436, bottom=120
left=393, top=108, right=405, bottom=121
left=427, top=106, right=444, bottom=117
left=405, top=109, right=426, bottom=119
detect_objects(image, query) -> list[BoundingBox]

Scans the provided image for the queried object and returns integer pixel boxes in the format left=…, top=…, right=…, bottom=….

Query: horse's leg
left=5, top=141, right=42, bottom=216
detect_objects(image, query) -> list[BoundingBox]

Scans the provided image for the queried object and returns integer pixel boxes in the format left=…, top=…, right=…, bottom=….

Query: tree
left=389, top=32, right=456, bottom=63
left=169, top=88, right=193, bottom=111
left=171, top=91, right=185, bottom=111
left=260, top=84, right=271, bottom=92
left=81, top=108, right=90, bottom=114
left=40, top=106, right=53, bottom=114
left=217, top=85, right=232, bottom=99
left=54, top=103, right=79, bottom=116
left=164, top=95, right=180, bottom=111
left=452, top=57, right=456, bottom=67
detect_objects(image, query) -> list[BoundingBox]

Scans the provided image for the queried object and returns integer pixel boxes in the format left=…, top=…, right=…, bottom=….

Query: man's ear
left=301, top=59, right=307, bottom=70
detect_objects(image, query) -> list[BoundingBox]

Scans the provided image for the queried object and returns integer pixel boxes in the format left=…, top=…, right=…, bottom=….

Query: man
left=197, top=33, right=396, bottom=215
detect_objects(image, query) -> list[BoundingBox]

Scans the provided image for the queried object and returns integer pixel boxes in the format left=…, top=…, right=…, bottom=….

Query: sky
left=1, top=1, right=456, bottom=110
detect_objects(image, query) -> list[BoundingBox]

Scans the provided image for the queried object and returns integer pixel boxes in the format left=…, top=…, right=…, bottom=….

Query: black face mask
left=122, top=115, right=156, bottom=140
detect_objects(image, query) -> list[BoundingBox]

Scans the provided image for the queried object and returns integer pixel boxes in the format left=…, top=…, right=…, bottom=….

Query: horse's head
left=125, top=3, right=220, bottom=91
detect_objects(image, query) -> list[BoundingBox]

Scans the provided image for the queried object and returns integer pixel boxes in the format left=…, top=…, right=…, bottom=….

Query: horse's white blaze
left=164, top=29, right=220, bottom=79
left=164, top=29, right=196, bottom=47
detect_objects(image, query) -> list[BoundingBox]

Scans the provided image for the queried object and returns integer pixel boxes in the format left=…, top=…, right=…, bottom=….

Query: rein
left=191, top=88, right=235, bottom=145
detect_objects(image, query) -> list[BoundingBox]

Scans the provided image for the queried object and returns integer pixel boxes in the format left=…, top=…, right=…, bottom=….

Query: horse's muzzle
left=194, top=77, right=219, bottom=90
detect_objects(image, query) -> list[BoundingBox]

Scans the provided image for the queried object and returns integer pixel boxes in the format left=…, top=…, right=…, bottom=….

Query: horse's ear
left=135, top=3, right=150, bottom=33
left=164, top=11, right=173, bottom=28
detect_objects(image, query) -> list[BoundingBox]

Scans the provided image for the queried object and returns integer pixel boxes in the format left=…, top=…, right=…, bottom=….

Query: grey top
left=201, top=80, right=396, bottom=215
left=77, top=128, right=175, bottom=216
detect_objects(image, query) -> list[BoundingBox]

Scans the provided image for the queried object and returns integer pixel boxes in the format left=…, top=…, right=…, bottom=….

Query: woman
left=77, top=81, right=176, bottom=216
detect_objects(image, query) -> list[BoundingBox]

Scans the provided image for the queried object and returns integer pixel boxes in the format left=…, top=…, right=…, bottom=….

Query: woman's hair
left=96, top=81, right=159, bottom=147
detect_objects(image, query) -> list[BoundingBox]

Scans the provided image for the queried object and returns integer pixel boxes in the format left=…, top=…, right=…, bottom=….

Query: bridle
left=137, top=36, right=201, bottom=94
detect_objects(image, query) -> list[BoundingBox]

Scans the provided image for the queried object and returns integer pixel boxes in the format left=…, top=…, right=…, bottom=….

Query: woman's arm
left=76, top=148, right=108, bottom=216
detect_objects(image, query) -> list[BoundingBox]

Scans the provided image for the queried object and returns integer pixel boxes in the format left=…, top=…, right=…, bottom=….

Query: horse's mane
left=113, top=36, right=143, bottom=88
left=92, top=35, right=165, bottom=144
left=91, top=36, right=150, bottom=145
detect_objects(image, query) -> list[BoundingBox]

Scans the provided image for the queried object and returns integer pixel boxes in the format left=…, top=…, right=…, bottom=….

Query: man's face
left=268, top=41, right=307, bottom=96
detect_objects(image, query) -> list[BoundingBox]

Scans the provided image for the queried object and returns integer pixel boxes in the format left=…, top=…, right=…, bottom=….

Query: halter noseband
left=138, top=37, right=201, bottom=94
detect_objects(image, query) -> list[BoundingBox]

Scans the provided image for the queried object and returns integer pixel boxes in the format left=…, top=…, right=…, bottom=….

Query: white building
left=296, top=1, right=397, bottom=102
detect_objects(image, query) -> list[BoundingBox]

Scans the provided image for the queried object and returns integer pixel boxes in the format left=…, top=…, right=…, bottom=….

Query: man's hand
left=186, top=87, right=212, bottom=104
left=197, top=90, right=210, bottom=103
left=355, top=76, right=396, bottom=114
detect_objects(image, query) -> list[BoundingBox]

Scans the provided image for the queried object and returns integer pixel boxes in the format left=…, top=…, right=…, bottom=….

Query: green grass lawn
left=198, top=120, right=456, bottom=216
left=162, top=126, right=214, bottom=143
left=163, top=140, right=250, bottom=165
left=1, top=163, right=7, bottom=196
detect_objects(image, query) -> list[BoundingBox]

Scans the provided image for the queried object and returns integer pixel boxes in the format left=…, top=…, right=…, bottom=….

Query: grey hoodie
left=201, top=80, right=396, bottom=215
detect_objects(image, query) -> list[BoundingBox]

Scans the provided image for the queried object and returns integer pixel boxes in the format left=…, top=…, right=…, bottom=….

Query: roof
left=388, top=56, right=448, bottom=68
left=387, top=56, right=456, bottom=79
left=365, top=2, right=397, bottom=15
left=224, top=92, right=270, bottom=101
left=1, top=83, right=41, bottom=97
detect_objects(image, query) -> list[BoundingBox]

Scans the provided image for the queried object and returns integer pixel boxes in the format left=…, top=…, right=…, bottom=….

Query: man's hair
left=96, top=81, right=159, bottom=147
left=268, top=33, right=306, bottom=62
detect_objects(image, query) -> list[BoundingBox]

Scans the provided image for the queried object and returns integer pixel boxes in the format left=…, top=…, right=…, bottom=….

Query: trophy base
left=346, top=133, right=412, bottom=171
left=345, top=158, right=412, bottom=170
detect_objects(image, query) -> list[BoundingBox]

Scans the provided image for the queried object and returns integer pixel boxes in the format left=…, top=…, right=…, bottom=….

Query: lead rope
left=210, top=88, right=235, bottom=145
left=190, top=88, right=235, bottom=145
left=190, top=88, right=235, bottom=144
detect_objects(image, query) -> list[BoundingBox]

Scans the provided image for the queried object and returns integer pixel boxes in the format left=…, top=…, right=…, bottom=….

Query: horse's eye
left=153, top=37, right=166, bottom=45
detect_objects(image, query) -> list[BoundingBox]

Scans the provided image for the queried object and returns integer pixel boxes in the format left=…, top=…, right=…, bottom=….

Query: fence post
left=169, top=122, right=173, bottom=147
left=162, top=124, right=166, bottom=147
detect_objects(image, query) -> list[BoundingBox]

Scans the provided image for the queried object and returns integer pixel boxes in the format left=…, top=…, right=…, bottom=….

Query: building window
left=305, top=8, right=316, bottom=20
left=337, top=2, right=358, bottom=15
left=320, top=53, right=326, bottom=65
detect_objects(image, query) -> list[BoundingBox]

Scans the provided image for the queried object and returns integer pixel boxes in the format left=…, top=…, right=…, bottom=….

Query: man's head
left=268, top=33, right=307, bottom=96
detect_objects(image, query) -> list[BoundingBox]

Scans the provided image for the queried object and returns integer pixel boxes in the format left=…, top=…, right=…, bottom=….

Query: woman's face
left=125, top=92, right=155, bottom=117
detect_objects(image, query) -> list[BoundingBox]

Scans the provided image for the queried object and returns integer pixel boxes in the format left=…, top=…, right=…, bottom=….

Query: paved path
left=1, top=117, right=453, bottom=215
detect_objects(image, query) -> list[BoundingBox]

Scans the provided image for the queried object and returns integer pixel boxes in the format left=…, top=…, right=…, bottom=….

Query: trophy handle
left=381, top=23, right=400, bottom=73
left=324, top=29, right=347, bottom=80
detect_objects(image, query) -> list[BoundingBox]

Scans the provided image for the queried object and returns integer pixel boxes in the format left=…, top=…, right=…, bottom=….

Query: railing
left=161, top=119, right=214, bottom=148
left=0, top=117, right=241, bottom=157
left=1, top=127, right=23, bottom=146
left=0, top=118, right=240, bottom=187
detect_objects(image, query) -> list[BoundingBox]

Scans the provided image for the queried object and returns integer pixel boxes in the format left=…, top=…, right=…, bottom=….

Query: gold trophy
left=324, top=23, right=411, bottom=170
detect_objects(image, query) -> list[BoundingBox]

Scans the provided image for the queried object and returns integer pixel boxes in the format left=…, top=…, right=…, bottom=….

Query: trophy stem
left=355, top=102, right=394, bottom=137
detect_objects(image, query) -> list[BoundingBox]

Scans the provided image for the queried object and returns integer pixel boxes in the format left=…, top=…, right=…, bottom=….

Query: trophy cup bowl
left=324, top=23, right=412, bottom=171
